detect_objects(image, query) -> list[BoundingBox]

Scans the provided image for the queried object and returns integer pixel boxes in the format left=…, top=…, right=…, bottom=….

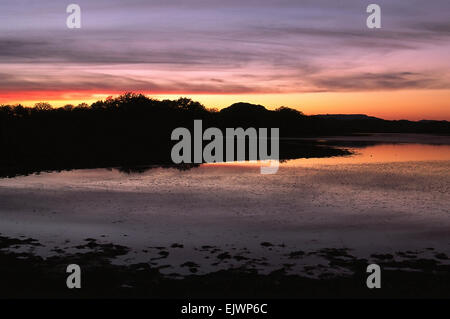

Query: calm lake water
left=0, top=133, right=449, bottom=275
left=209, top=142, right=450, bottom=168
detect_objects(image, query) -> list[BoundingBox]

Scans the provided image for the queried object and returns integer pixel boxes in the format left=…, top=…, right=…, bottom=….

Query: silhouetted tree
left=34, top=102, right=53, bottom=111
left=176, top=97, right=207, bottom=113
left=75, top=103, right=89, bottom=109
left=0, top=92, right=448, bottom=178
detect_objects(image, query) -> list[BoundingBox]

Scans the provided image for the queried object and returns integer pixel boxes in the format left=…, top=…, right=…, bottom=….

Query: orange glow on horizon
left=2, top=89, right=449, bottom=121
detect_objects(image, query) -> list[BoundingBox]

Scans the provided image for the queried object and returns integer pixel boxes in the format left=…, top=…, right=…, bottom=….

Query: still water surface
left=0, top=134, right=449, bottom=275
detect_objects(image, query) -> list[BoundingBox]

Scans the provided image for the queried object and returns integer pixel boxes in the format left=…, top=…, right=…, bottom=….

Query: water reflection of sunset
left=204, top=143, right=450, bottom=169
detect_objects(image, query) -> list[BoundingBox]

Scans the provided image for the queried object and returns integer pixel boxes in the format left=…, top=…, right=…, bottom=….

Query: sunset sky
left=1, top=0, right=449, bottom=120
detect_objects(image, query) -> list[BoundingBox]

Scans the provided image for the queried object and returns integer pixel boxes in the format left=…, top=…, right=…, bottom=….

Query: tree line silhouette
left=0, top=93, right=448, bottom=177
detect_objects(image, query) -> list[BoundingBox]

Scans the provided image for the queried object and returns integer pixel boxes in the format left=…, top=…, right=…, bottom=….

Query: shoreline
left=0, top=139, right=351, bottom=178
left=1, top=234, right=449, bottom=298
left=1, top=135, right=449, bottom=298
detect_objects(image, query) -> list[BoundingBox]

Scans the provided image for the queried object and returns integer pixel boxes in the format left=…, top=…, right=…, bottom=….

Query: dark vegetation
left=1, top=93, right=448, bottom=177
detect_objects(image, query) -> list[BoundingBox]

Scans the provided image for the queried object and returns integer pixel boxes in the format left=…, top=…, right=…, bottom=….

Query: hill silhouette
left=0, top=93, right=448, bottom=177
left=220, top=102, right=268, bottom=114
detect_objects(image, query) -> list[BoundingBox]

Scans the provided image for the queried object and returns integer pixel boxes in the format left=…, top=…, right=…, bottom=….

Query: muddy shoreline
left=1, top=235, right=449, bottom=298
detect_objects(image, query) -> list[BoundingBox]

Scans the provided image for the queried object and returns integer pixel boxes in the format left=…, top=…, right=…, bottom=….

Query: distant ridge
left=219, top=103, right=449, bottom=124
left=419, top=119, right=449, bottom=123
left=311, top=114, right=382, bottom=120
left=218, top=102, right=449, bottom=123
